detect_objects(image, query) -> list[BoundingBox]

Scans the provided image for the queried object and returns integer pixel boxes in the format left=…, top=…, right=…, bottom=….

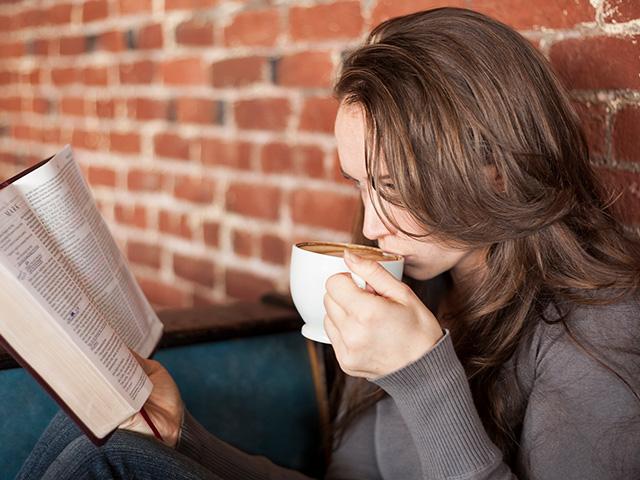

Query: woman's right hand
left=118, top=351, right=184, bottom=448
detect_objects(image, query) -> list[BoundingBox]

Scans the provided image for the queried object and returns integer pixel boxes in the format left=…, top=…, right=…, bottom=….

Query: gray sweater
left=176, top=298, right=640, bottom=479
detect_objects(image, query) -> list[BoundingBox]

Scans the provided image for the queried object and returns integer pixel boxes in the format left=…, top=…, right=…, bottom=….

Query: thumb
left=344, top=250, right=406, bottom=301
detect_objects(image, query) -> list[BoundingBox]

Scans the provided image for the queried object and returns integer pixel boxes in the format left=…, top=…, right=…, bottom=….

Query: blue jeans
left=16, top=411, right=227, bottom=480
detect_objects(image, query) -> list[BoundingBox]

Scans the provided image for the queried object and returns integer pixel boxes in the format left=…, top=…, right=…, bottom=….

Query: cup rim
left=294, top=241, right=403, bottom=262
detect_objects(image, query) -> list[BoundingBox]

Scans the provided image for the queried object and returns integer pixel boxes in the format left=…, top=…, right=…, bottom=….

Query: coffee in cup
left=290, top=241, right=404, bottom=344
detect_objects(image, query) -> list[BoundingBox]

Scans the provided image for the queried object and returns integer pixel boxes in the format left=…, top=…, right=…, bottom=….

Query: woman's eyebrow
left=339, top=167, right=392, bottom=182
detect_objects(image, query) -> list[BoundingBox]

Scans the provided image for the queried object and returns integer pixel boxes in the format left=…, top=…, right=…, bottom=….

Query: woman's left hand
left=324, top=250, right=444, bottom=380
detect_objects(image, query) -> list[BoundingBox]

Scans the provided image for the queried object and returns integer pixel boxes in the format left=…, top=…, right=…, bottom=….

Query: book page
left=8, top=145, right=162, bottom=356
left=0, top=193, right=152, bottom=408
left=0, top=260, right=152, bottom=439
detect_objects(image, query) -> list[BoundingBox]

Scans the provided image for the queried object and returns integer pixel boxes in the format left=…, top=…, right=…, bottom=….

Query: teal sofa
left=0, top=300, right=328, bottom=480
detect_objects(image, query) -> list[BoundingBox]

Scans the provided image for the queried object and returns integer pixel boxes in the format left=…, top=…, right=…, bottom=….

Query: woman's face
left=334, top=102, right=481, bottom=281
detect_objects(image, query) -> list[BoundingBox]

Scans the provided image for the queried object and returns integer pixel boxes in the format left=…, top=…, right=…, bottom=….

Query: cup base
left=301, top=324, right=331, bottom=344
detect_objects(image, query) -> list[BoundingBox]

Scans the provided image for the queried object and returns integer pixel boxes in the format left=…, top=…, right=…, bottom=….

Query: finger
left=343, top=250, right=410, bottom=303
left=325, top=272, right=364, bottom=311
left=323, top=313, right=344, bottom=350
left=324, top=291, right=348, bottom=322
left=129, top=349, right=160, bottom=376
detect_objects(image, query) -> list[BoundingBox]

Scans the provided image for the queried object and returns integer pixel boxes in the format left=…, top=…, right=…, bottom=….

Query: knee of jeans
left=42, top=430, right=151, bottom=480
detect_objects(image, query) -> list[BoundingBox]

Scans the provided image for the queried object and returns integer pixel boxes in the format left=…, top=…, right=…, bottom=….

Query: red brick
left=128, top=169, right=165, bottom=191
left=128, top=98, right=168, bottom=120
left=30, top=97, right=50, bottom=114
left=234, top=98, right=290, bottom=131
left=137, top=277, right=188, bottom=308
left=99, top=30, right=126, bottom=52
left=613, top=106, right=640, bottom=164
left=20, top=9, right=46, bottom=28
left=127, top=241, right=161, bottom=268
left=0, top=42, right=25, bottom=59
left=72, top=129, right=107, bottom=150
left=372, top=0, right=466, bottom=26
left=13, top=125, right=31, bottom=141
left=278, top=51, right=334, bottom=88
left=48, top=4, right=73, bottom=24
left=203, top=221, right=220, bottom=247
left=83, top=66, right=109, bottom=85
left=96, top=99, right=116, bottom=118
left=159, top=211, right=192, bottom=238
left=87, top=166, right=116, bottom=187
left=0, top=96, right=22, bottom=112
left=115, top=204, right=147, bottom=228
left=165, top=0, right=218, bottom=10
left=603, top=0, right=640, bottom=23
left=52, top=67, right=79, bottom=85
left=226, top=183, right=281, bottom=220
left=550, top=35, right=640, bottom=90
left=470, top=0, right=595, bottom=29
left=176, top=19, right=215, bottom=46
left=291, top=189, right=357, bottom=231
left=110, top=132, right=141, bottom=153
left=60, top=97, right=85, bottom=116
left=174, top=253, right=215, bottom=287
left=261, top=234, right=287, bottom=265
left=83, top=0, right=109, bottom=22
left=596, top=168, right=640, bottom=225
left=232, top=230, right=255, bottom=257
left=41, top=128, right=61, bottom=144
left=261, top=142, right=293, bottom=173
left=201, top=138, right=252, bottom=169
left=224, top=9, right=280, bottom=47
left=139, top=23, right=164, bottom=49
left=0, top=71, right=15, bottom=85
left=299, top=96, right=339, bottom=134
left=572, top=101, right=607, bottom=156
left=162, top=58, right=208, bottom=85
left=26, top=69, right=43, bottom=85
left=118, top=0, right=152, bottom=15
left=174, top=176, right=215, bottom=203
left=225, top=269, right=275, bottom=301
left=295, top=145, right=325, bottom=178
left=176, top=97, right=217, bottom=124
left=30, top=39, right=53, bottom=56
left=192, top=292, right=217, bottom=306
left=0, top=15, right=9, bottom=32
left=290, top=2, right=363, bottom=41
left=60, top=36, right=85, bottom=55
left=261, top=142, right=324, bottom=177
left=154, top=133, right=191, bottom=160
left=211, top=56, right=264, bottom=87
left=119, top=60, right=156, bottom=84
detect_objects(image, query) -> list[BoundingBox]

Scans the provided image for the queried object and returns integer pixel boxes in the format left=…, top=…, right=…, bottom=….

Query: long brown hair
left=327, top=7, right=640, bottom=465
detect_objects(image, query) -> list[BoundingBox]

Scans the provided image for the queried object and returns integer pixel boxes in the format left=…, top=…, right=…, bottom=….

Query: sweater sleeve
left=372, top=301, right=640, bottom=480
left=372, top=331, right=515, bottom=479
left=176, top=409, right=314, bottom=480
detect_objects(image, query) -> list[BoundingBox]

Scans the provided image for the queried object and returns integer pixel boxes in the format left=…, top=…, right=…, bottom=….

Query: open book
left=0, top=145, right=163, bottom=444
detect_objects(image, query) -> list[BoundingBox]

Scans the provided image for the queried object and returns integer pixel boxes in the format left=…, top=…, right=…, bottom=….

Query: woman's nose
left=361, top=193, right=391, bottom=241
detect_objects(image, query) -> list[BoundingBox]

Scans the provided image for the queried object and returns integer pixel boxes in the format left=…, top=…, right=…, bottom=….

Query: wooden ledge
left=0, top=299, right=303, bottom=371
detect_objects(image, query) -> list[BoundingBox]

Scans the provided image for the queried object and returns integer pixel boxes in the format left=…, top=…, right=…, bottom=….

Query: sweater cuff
left=175, top=408, right=206, bottom=464
left=372, top=330, right=502, bottom=478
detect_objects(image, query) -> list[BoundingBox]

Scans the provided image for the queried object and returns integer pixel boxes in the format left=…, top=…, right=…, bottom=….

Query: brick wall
left=0, top=0, right=638, bottom=308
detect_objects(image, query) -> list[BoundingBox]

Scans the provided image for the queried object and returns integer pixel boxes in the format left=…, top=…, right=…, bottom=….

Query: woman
left=18, top=7, right=640, bottom=480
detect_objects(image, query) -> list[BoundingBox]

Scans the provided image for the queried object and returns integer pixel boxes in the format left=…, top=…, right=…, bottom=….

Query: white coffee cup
left=289, top=241, right=404, bottom=344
